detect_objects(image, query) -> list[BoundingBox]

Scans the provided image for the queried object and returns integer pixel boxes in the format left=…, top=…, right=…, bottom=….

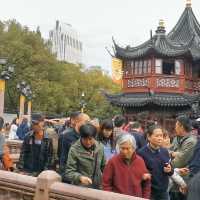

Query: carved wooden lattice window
left=139, top=60, right=143, bottom=74
left=131, top=61, right=134, bottom=74
left=127, top=61, right=132, bottom=75
left=148, top=59, right=152, bottom=74
left=163, top=60, right=175, bottom=75
left=143, top=60, right=148, bottom=74
left=155, top=59, right=162, bottom=74
left=184, top=62, right=192, bottom=78
left=123, top=61, right=128, bottom=76
left=192, top=63, right=200, bottom=78
left=175, top=60, right=181, bottom=75
left=135, top=61, right=139, bottom=75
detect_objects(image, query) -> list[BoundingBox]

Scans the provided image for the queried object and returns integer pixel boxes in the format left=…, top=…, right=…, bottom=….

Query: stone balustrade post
left=34, top=170, right=61, bottom=200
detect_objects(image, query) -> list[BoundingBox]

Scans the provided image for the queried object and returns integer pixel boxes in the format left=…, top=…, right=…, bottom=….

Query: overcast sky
left=1, top=0, right=200, bottom=73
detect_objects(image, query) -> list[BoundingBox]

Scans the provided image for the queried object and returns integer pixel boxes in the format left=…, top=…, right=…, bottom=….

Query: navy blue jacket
left=57, top=127, right=73, bottom=162
left=16, top=122, right=30, bottom=140
left=138, top=145, right=173, bottom=192
left=130, top=131, right=147, bottom=151
left=59, top=128, right=79, bottom=175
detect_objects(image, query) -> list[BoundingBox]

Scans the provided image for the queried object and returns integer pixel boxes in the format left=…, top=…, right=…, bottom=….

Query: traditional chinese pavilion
left=106, top=0, right=200, bottom=131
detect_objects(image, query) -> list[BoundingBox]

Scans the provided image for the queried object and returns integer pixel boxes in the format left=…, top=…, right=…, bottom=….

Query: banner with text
left=112, top=57, right=123, bottom=85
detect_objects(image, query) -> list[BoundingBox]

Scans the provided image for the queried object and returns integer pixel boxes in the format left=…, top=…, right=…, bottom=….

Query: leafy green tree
left=0, top=20, right=121, bottom=119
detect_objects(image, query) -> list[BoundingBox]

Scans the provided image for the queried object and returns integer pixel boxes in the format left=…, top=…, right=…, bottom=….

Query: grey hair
left=116, top=134, right=137, bottom=153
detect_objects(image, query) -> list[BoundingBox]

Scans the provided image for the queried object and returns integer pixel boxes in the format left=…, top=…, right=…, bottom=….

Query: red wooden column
left=149, top=56, right=156, bottom=91
left=179, top=59, right=185, bottom=93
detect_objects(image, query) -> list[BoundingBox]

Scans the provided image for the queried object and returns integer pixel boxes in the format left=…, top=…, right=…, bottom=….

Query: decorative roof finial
left=156, top=19, right=166, bottom=34
left=186, top=0, right=192, bottom=7
left=159, top=19, right=165, bottom=28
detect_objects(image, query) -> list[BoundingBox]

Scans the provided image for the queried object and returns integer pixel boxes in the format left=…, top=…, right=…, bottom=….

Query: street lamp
left=0, top=58, right=15, bottom=116
left=80, top=92, right=86, bottom=113
left=17, top=81, right=33, bottom=119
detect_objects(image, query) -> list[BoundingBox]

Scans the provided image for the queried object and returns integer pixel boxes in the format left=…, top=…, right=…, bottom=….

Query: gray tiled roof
left=105, top=92, right=200, bottom=107
left=114, top=6, right=200, bottom=60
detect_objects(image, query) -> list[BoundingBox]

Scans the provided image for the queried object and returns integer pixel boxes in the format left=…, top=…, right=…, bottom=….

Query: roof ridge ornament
left=159, top=19, right=165, bottom=28
left=186, top=0, right=192, bottom=7
left=156, top=19, right=166, bottom=34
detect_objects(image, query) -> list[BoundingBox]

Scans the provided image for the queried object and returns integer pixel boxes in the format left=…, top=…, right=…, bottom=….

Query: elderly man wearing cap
left=17, top=114, right=53, bottom=176
left=102, top=134, right=151, bottom=198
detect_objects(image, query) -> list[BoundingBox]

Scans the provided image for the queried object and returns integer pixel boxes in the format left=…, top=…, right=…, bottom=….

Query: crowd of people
left=0, top=112, right=200, bottom=200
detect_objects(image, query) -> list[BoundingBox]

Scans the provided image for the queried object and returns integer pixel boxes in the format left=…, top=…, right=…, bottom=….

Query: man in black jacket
left=130, top=121, right=147, bottom=151
left=59, top=112, right=90, bottom=179
left=17, top=114, right=53, bottom=176
left=57, top=111, right=81, bottom=163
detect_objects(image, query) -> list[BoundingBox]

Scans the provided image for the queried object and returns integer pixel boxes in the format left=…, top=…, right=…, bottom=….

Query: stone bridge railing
left=0, top=170, right=36, bottom=200
left=5, top=139, right=23, bottom=165
left=0, top=170, right=147, bottom=200
left=6, top=139, right=23, bottom=154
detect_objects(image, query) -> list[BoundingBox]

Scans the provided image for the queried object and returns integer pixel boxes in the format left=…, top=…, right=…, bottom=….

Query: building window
left=131, top=61, right=134, bottom=74
left=155, top=59, right=162, bottom=74
left=163, top=60, right=175, bottom=75
left=185, top=62, right=192, bottom=77
left=135, top=61, right=139, bottom=74
left=127, top=61, right=131, bottom=75
left=148, top=59, right=151, bottom=73
left=138, top=60, right=143, bottom=74
left=143, top=60, right=148, bottom=74
left=175, top=60, right=181, bottom=75
left=123, top=61, right=127, bottom=76
left=125, top=61, right=131, bottom=75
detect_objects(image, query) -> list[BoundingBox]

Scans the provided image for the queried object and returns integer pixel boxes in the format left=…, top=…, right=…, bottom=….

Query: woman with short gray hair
left=116, top=134, right=137, bottom=154
left=102, top=133, right=151, bottom=198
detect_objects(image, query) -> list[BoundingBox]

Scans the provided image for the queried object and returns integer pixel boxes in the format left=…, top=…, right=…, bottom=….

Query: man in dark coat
left=59, top=112, right=90, bottom=179
left=17, top=114, right=53, bottom=176
left=57, top=111, right=81, bottom=164
left=130, top=121, right=147, bottom=151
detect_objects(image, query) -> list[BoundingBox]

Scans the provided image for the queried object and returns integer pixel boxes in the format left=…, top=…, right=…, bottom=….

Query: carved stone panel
left=127, top=79, right=148, bottom=88
left=185, top=80, right=193, bottom=89
left=193, top=81, right=200, bottom=91
left=156, top=78, right=179, bottom=88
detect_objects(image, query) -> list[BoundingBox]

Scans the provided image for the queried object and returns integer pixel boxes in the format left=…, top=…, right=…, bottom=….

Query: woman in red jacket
left=102, top=134, right=151, bottom=199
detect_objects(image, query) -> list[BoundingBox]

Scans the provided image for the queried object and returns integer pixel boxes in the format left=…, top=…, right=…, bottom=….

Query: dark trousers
left=151, top=190, right=169, bottom=200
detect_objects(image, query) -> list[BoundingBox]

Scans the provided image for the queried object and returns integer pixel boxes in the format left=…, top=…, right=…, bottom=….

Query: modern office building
left=49, top=20, right=82, bottom=64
